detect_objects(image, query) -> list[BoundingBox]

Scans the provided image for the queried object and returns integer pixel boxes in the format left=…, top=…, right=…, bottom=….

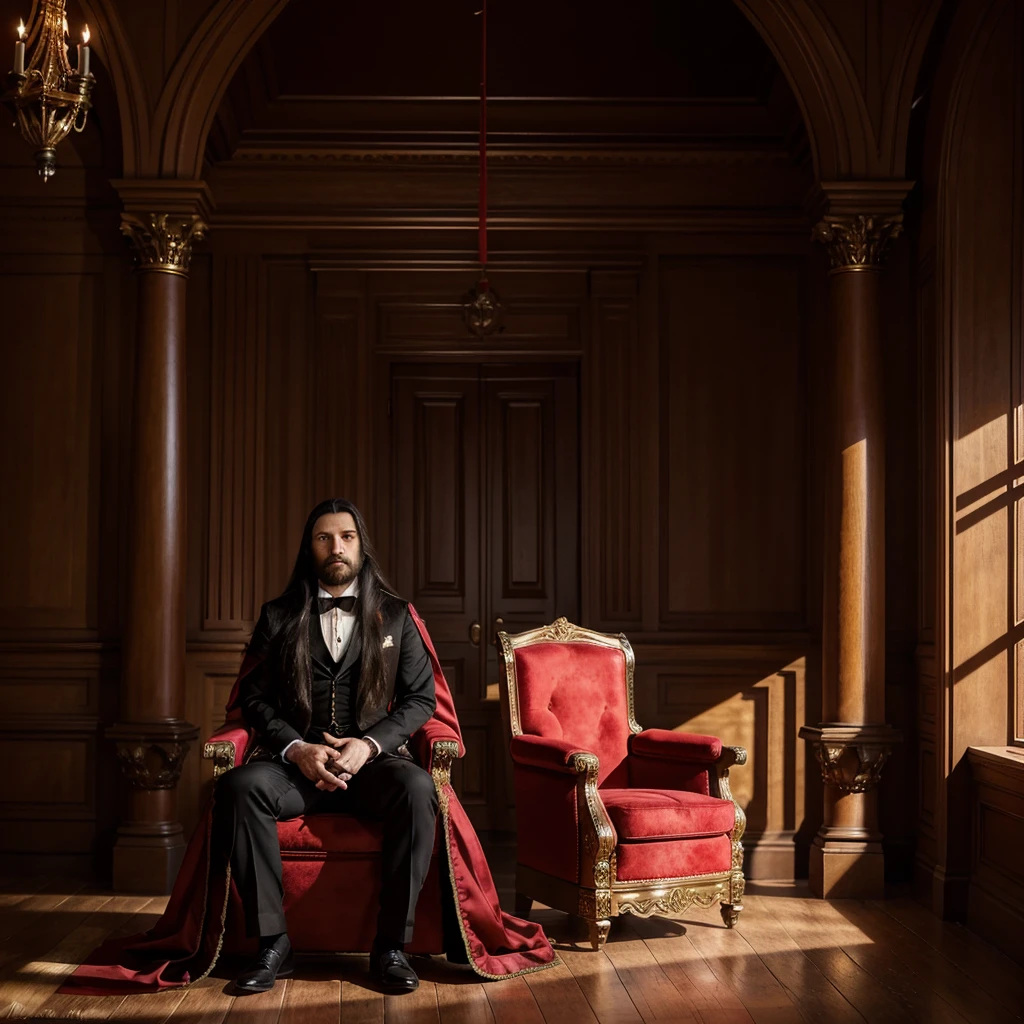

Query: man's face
left=311, top=512, right=363, bottom=589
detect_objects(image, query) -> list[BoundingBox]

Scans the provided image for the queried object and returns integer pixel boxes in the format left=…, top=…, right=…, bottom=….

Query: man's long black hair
left=271, top=498, right=400, bottom=735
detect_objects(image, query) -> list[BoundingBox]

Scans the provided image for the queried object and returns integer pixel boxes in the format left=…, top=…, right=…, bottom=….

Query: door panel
left=484, top=366, right=580, bottom=693
left=388, top=361, right=579, bottom=829
left=391, top=365, right=482, bottom=706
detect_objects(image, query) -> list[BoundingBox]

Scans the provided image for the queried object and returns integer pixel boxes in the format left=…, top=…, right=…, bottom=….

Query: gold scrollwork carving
left=121, top=212, right=207, bottom=276
left=572, top=750, right=615, bottom=936
left=812, top=213, right=903, bottom=271
left=430, top=739, right=460, bottom=815
left=712, top=745, right=747, bottom=921
left=617, top=883, right=727, bottom=918
left=202, top=740, right=235, bottom=779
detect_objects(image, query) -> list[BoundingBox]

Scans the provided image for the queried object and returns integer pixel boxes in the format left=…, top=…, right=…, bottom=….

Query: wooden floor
left=1, top=875, right=1022, bottom=1023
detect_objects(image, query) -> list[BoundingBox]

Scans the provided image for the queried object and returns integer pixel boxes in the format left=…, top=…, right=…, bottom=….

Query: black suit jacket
left=237, top=595, right=436, bottom=756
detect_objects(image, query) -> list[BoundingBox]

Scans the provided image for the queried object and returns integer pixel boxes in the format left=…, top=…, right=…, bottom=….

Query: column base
left=112, top=822, right=188, bottom=893
left=808, top=832, right=885, bottom=898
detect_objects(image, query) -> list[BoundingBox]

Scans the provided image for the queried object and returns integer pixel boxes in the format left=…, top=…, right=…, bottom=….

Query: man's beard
left=317, top=554, right=361, bottom=588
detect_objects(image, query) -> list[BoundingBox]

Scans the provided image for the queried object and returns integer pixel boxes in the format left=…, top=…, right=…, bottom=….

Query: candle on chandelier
left=77, top=24, right=90, bottom=77
left=13, top=19, right=25, bottom=75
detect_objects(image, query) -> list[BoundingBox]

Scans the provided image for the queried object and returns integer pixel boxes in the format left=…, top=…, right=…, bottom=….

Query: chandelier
left=2, top=0, right=94, bottom=181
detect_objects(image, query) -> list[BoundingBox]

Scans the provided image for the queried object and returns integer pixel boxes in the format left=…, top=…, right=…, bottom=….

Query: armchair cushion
left=600, top=788, right=735, bottom=842
left=509, top=734, right=595, bottom=774
left=630, top=729, right=722, bottom=763
left=615, top=834, right=733, bottom=881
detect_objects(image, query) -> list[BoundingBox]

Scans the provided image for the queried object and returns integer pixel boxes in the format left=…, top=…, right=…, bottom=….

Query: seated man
left=216, top=497, right=437, bottom=996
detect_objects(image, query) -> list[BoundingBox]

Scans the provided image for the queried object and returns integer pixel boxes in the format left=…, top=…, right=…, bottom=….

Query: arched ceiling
left=206, top=0, right=808, bottom=168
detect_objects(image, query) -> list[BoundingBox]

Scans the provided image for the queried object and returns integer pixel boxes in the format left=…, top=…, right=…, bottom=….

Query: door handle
left=492, top=617, right=504, bottom=645
left=469, top=621, right=482, bottom=646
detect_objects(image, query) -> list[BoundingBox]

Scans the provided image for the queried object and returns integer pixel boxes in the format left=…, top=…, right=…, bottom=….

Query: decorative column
left=106, top=181, right=210, bottom=893
left=800, top=183, right=906, bottom=898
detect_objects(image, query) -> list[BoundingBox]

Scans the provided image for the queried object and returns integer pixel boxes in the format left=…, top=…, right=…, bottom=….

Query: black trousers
left=213, top=754, right=439, bottom=944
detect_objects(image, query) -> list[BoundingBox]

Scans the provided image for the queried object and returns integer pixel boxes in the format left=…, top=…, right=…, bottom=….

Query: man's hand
left=321, top=732, right=373, bottom=780
left=285, top=741, right=350, bottom=790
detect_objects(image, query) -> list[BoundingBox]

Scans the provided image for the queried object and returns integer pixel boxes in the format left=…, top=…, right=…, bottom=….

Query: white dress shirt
left=319, top=581, right=359, bottom=662
left=280, top=580, right=381, bottom=762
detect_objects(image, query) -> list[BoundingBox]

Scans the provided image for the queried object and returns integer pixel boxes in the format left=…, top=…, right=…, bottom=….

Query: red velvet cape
left=62, top=607, right=557, bottom=993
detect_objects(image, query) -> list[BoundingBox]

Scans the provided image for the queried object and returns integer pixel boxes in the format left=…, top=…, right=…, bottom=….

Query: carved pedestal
left=108, top=722, right=198, bottom=892
left=800, top=724, right=901, bottom=897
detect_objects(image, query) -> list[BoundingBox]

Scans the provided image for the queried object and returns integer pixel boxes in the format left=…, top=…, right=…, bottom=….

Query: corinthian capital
left=120, top=213, right=207, bottom=276
left=813, top=213, right=903, bottom=271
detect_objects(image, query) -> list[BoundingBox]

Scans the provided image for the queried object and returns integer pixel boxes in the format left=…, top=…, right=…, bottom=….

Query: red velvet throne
left=201, top=720, right=461, bottom=955
left=497, top=618, right=747, bottom=949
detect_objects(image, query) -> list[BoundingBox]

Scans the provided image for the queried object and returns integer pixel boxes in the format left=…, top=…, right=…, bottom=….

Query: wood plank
left=482, top=976, right=546, bottom=1024
left=736, top=896, right=865, bottom=1023
left=0, top=886, right=87, bottom=947
left=435, top=978, right=494, bottom=1024
left=871, top=897, right=1024, bottom=1015
left=788, top=899, right=966, bottom=1023
left=680, top=907, right=808, bottom=1023
left=278, top=974, right=341, bottom=1024
left=383, top=977, right=440, bottom=1024
left=764, top=897, right=911, bottom=1024
left=168, top=976, right=237, bottom=1024
left=223, top=976, right=287, bottom=1023
left=622, top=913, right=753, bottom=1023
left=556, top=945, right=644, bottom=1024
left=28, top=897, right=163, bottom=1024
left=0, top=895, right=149, bottom=1019
left=110, top=986, right=190, bottom=1022
left=837, top=899, right=1017, bottom=1024
left=599, top=930, right=703, bottom=1023
left=342, top=976, right=385, bottom=1024
left=524, top=960, right=600, bottom=1024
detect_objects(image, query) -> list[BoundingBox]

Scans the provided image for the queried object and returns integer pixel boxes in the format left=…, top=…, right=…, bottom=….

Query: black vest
left=306, top=613, right=363, bottom=742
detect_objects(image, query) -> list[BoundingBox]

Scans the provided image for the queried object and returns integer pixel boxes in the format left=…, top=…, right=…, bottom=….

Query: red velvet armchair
left=497, top=618, right=746, bottom=949
left=201, top=719, right=462, bottom=955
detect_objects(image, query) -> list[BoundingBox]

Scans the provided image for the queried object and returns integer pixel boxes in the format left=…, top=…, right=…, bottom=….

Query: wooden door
left=387, top=361, right=580, bottom=829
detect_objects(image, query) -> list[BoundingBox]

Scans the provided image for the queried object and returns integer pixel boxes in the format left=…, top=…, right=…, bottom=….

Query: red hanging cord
left=478, top=0, right=488, bottom=281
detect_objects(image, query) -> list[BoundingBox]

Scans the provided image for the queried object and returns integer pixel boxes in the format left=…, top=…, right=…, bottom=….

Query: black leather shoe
left=369, top=947, right=419, bottom=993
left=233, top=945, right=294, bottom=995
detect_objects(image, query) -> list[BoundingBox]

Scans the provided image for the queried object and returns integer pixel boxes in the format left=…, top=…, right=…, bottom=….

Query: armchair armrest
left=509, top=734, right=599, bottom=775
left=631, top=729, right=723, bottom=763
left=202, top=720, right=252, bottom=778
left=411, top=718, right=464, bottom=772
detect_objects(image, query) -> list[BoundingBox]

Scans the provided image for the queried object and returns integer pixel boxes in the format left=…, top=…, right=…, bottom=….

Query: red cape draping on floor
left=62, top=606, right=557, bottom=994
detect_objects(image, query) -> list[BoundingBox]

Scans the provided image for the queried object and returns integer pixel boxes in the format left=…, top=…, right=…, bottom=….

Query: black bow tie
left=318, top=595, right=356, bottom=615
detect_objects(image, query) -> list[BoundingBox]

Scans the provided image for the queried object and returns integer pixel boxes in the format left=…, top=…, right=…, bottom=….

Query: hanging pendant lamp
left=462, top=0, right=504, bottom=337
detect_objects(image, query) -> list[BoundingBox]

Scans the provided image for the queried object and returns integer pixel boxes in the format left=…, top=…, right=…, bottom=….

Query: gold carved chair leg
left=715, top=745, right=747, bottom=928
left=584, top=915, right=611, bottom=950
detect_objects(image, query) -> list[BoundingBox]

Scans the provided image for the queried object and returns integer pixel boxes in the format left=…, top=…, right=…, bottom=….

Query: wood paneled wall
left=0, top=61, right=127, bottom=872
left=0, top=0, right=934, bottom=886
left=913, top=0, right=1024, bottom=934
